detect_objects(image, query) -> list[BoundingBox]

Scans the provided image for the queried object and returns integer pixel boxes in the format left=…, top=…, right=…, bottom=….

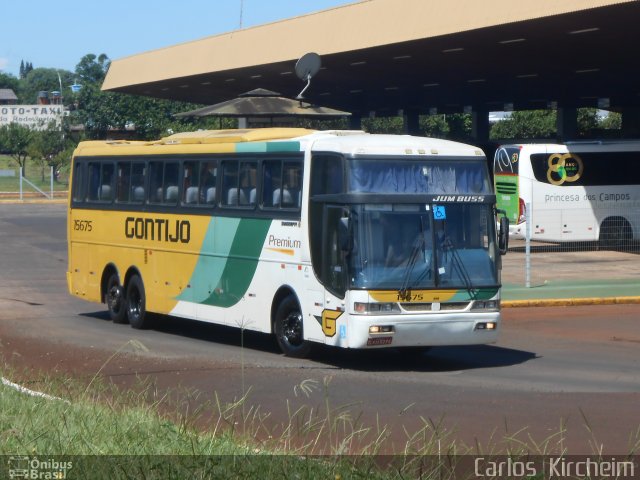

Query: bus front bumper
left=344, top=312, right=500, bottom=349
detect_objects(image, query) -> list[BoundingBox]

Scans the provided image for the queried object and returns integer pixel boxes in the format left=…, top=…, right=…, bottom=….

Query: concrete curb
left=0, top=199, right=67, bottom=204
left=503, top=296, right=640, bottom=308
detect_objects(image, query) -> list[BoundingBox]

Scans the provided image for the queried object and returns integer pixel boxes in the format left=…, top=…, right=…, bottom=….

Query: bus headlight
left=475, top=322, right=497, bottom=331
left=471, top=300, right=500, bottom=311
left=369, top=325, right=395, bottom=334
left=354, top=302, right=401, bottom=314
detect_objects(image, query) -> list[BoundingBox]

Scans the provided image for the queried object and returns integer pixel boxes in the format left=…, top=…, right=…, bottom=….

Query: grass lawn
left=0, top=154, right=68, bottom=193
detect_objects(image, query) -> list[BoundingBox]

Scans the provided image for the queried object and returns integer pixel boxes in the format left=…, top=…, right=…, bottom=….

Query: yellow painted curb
left=503, top=297, right=640, bottom=308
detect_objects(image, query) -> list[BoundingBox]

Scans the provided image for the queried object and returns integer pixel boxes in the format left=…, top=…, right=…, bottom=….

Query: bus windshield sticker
left=433, top=205, right=446, bottom=220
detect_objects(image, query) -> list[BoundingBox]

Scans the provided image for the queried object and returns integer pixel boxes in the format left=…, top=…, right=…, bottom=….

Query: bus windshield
left=349, top=203, right=498, bottom=291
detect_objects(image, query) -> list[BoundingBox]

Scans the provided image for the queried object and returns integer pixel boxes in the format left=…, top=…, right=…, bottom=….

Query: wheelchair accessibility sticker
left=433, top=205, right=447, bottom=220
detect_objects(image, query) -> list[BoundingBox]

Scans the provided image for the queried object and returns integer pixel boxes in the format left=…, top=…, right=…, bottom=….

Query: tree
left=0, top=123, right=35, bottom=172
left=75, top=53, right=110, bottom=84
left=362, top=116, right=404, bottom=134
left=73, top=82, right=203, bottom=140
left=600, top=111, right=622, bottom=130
left=0, top=72, right=19, bottom=91
left=18, top=67, right=74, bottom=104
left=27, top=121, right=67, bottom=182
left=444, top=113, right=473, bottom=140
left=19, top=60, right=33, bottom=79
left=490, top=110, right=557, bottom=140
left=421, top=114, right=450, bottom=138
left=577, top=108, right=600, bottom=137
left=50, top=144, right=77, bottom=183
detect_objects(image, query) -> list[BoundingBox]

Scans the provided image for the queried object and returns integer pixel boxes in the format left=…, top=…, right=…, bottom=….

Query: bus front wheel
left=126, top=275, right=150, bottom=329
left=106, top=273, right=127, bottom=324
left=274, top=295, right=311, bottom=358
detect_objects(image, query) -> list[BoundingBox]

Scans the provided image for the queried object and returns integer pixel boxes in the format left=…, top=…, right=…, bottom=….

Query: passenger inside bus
left=384, top=218, right=430, bottom=268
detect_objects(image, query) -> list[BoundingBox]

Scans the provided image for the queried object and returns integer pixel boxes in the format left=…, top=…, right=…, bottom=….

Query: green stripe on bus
left=235, top=141, right=300, bottom=153
left=236, top=143, right=267, bottom=153
left=178, top=217, right=241, bottom=304
left=185, top=218, right=271, bottom=307
left=450, top=287, right=499, bottom=301
left=267, top=141, right=300, bottom=152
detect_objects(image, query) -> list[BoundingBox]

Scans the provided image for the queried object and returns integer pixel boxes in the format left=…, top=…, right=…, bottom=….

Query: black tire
left=106, top=273, right=127, bottom=324
left=274, top=295, right=311, bottom=358
left=599, top=218, right=632, bottom=250
left=126, top=275, right=150, bottom=329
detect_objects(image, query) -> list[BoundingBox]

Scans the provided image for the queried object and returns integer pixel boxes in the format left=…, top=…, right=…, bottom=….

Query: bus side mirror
left=338, top=216, right=352, bottom=252
left=498, top=215, right=509, bottom=255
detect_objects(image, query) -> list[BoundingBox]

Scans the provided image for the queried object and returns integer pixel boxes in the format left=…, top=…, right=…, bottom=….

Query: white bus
left=68, top=128, right=508, bottom=358
left=494, top=141, right=640, bottom=247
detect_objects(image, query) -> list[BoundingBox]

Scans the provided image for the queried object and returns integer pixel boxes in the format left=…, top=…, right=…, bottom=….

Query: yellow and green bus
left=67, top=128, right=508, bottom=357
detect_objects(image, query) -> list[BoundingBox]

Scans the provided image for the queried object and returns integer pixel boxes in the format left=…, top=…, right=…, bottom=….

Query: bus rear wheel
left=126, top=275, right=150, bottom=329
left=599, top=217, right=632, bottom=250
left=106, top=273, right=127, bottom=324
left=274, top=295, right=311, bottom=358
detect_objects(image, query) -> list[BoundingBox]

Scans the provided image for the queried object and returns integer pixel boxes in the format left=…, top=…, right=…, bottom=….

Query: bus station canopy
left=102, top=0, right=640, bottom=116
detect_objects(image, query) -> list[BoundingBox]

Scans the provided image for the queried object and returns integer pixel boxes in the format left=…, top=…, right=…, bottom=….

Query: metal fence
left=503, top=202, right=640, bottom=289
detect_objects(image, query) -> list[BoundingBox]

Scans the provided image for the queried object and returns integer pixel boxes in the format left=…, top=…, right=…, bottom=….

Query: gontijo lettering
left=125, top=217, right=191, bottom=243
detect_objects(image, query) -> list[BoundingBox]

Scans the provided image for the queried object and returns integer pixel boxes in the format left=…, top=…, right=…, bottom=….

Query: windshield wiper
left=399, top=217, right=428, bottom=298
left=440, top=236, right=478, bottom=300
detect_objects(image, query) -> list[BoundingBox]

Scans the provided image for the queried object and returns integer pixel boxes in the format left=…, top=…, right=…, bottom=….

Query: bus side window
left=164, top=162, right=179, bottom=203
left=87, top=163, right=100, bottom=202
left=149, top=161, right=163, bottom=203
left=240, top=161, right=257, bottom=206
left=130, top=162, right=146, bottom=203
left=116, top=161, right=132, bottom=203
left=322, top=206, right=347, bottom=297
left=182, top=161, right=200, bottom=205
left=309, top=154, right=345, bottom=289
left=222, top=161, right=239, bottom=206
left=262, top=160, right=282, bottom=208
left=222, top=161, right=256, bottom=207
left=310, top=155, right=343, bottom=196
left=200, top=160, right=217, bottom=205
left=87, top=162, right=114, bottom=203
left=148, top=161, right=179, bottom=204
left=283, top=161, right=302, bottom=208
left=71, top=161, right=85, bottom=203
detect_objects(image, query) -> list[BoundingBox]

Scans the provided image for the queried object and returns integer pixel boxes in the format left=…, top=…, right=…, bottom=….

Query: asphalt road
left=1, top=203, right=639, bottom=454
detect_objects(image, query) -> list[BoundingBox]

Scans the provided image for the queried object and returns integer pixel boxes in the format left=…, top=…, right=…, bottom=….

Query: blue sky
left=0, top=0, right=352, bottom=77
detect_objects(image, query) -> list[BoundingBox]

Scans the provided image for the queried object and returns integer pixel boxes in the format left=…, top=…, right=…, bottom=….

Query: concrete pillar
left=556, top=107, right=577, bottom=141
left=621, top=107, right=640, bottom=137
left=471, top=110, right=490, bottom=143
left=349, top=113, right=362, bottom=131
left=403, top=109, right=421, bottom=136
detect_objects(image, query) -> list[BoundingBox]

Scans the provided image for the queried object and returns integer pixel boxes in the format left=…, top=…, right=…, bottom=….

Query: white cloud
left=0, top=58, right=9, bottom=71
